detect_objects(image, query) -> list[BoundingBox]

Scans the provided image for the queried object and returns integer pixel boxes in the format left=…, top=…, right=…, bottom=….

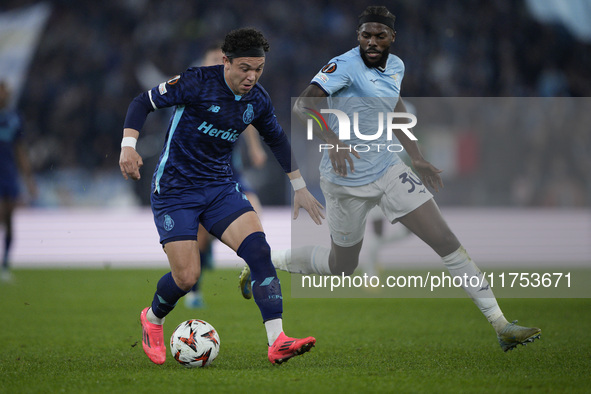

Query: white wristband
left=290, top=177, right=306, bottom=191
left=121, top=136, right=137, bottom=149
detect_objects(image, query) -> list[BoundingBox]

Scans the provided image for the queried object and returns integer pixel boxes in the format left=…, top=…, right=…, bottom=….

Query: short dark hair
left=358, top=6, right=396, bottom=28
left=221, top=28, right=270, bottom=59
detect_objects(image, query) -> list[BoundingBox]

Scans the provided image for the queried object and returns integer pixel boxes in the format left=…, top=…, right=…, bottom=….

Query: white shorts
left=320, top=163, right=433, bottom=247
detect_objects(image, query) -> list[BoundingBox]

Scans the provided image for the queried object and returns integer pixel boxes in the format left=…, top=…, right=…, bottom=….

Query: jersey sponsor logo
left=207, top=105, right=221, bottom=113
left=243, top=103, right=254, bottom=124
left=163, top=214, right=175, bottom=231
left=321, top=62, right=337, bottom=73
left=197, top=121, right=240, bottom=142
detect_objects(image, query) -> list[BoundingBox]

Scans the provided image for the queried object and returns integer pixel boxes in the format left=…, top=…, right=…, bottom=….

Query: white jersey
left=311, top=47, right=405, bottom=186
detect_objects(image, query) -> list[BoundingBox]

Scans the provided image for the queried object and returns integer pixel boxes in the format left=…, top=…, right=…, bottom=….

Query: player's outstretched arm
left=288, top=170, right=325, bottom=225
left=119, top=128, right=144, bottom=181
left=294, top=85, right=360, bottom=177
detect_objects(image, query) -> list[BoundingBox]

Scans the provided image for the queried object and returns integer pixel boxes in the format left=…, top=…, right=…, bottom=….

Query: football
left=170, top=319, right=220, bottom=367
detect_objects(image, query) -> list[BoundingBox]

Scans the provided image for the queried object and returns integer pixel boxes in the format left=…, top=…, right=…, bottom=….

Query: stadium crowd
left=2, top=0, right=590, bottom=207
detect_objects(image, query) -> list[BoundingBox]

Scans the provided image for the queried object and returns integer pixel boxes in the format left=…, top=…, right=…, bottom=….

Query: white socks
left=146, top=307, right=165, bottom=325
left=271, top=246, right=332, bottom=275
left=442, top=246, right=508, bottom=330
left=271, top=244, right=510, bottom=333
left=265, top=318, right=283, bottom=345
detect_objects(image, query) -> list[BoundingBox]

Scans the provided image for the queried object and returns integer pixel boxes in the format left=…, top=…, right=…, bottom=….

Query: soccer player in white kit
left=241, top=6, right=541, bottom=352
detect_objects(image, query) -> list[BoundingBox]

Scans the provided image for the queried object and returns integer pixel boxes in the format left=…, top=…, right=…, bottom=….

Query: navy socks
left=150, top=232, right=281, bottom=321
left=237, top=232, right=283, bottom=322
left=151, top=272, right=189, bottom=319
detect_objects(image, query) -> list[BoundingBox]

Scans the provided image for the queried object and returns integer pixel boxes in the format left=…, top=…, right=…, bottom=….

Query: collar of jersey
left=223, top=75, right=244, bottom=101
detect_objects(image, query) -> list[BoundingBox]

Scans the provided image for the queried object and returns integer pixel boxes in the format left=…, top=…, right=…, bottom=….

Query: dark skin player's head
left=357, top=22, right=395, bottom=69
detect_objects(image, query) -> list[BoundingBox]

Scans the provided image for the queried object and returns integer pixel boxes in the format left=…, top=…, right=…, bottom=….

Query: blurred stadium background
left=1, top=0, right=589, bottom=268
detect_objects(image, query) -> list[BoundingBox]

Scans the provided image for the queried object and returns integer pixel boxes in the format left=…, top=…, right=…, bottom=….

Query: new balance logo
left=207, top=105, right=220, bottom=112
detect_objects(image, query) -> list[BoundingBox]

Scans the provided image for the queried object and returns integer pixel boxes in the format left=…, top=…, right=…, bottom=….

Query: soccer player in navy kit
left=119, top=28, right=323, bottom=365
left=241, top=6, right=541, bottom=352
left=0, top=81, right=37, bottom=282
left=184, top=44, right=268, bottom=308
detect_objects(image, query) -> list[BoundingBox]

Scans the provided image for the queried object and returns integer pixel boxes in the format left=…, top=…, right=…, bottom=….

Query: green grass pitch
left=1, top=268, right=590, bottom=393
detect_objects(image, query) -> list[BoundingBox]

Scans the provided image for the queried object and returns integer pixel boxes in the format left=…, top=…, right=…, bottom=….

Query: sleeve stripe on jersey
left=153, top=105, right=185, bottom=193
left=311, top=81, right=331, bottom=96
left=148, top=90, right=157, bottom=110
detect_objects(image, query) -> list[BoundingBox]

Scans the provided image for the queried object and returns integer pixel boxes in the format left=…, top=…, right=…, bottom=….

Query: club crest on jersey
left=321, top=62, right=337, bottom=73
left=163, top=214, right=175, bottom=231
left=243, top=104, right=254, bottom=124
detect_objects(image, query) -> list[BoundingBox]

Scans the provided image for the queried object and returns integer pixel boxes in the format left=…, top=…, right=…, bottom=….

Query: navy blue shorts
left=151, top=182, right=254, bottom=245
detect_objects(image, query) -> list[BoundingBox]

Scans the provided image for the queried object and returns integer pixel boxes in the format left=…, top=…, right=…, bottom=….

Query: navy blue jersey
left=145, top=65, right=289, bottom=193
left=0, top=109, right=23, bottom=182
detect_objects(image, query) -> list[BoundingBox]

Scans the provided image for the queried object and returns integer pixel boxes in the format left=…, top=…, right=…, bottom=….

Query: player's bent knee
left=237, top=232, right=270, bottom=261
left=237, top=232, right=275, bottom=276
